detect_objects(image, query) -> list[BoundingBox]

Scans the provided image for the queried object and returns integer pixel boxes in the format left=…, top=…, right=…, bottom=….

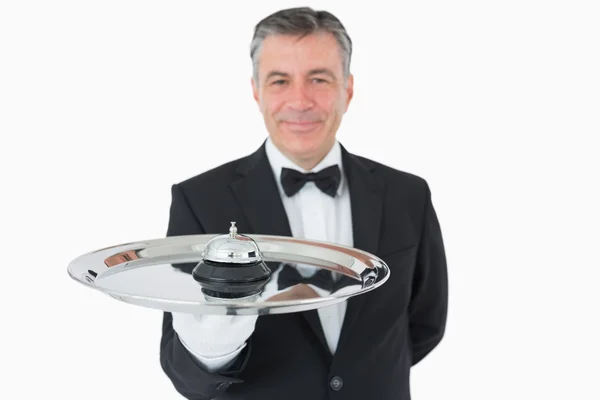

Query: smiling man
left=160, top=7, right=448, bottom=400
left=251, top=30, right=353, bottom=170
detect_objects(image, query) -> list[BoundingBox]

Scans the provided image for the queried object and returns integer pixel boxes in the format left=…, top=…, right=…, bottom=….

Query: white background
left=1, top=0, right=599, bottom=399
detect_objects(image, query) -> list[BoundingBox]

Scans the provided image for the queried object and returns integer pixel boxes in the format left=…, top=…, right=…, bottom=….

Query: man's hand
left=172, top=312, right=258, bottom=359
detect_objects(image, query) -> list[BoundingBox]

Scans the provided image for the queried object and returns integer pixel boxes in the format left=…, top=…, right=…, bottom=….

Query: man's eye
left=272, top=80, right=287, bottom=85
left=312, top=78, right=327, bottom=84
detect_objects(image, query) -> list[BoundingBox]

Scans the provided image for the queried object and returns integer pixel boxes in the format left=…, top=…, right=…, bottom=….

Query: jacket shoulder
left=174, top=154, right=250, bottom=192
left=353, top=154, right=430, bottom=195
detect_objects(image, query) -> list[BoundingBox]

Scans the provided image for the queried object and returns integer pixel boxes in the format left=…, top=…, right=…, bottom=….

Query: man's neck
left=290, top=154, right=327, bottom=171
left=275, top=142, right=335, bottom=172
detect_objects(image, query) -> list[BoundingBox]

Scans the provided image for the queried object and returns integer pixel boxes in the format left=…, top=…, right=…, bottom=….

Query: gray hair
left=250, top=7, right=352, bottom=85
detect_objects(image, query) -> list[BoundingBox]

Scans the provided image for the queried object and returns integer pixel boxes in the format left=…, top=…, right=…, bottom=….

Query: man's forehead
left=258, top=33, right=343, bottom=75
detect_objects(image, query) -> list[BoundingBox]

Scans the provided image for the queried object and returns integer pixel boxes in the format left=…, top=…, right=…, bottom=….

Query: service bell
left=192, top=222, right=271, bottom=301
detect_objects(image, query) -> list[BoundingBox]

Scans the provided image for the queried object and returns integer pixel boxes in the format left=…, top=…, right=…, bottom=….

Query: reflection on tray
left=103, top=250, right=141, bottom=267
left=168, top=261, right=362, bottom=303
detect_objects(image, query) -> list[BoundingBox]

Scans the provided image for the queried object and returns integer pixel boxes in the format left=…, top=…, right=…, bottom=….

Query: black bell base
left=192, top=259, right=271, bottom=299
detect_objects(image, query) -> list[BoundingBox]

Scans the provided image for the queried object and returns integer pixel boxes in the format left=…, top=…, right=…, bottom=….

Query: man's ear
left=251, top=77, right=260, bottom=105
left=344, top=73, right=354, bottom=112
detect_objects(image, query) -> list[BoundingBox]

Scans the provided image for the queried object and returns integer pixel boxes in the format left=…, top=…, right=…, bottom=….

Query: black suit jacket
left=160, top=141, right=448, bottom=400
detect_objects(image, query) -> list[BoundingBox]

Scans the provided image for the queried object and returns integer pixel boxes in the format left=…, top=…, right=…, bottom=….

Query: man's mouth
left=280, top=120, right=322, bottom=133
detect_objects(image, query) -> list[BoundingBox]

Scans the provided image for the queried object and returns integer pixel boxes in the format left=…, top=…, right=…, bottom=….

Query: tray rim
left=67, top=233, right=390, bottom=315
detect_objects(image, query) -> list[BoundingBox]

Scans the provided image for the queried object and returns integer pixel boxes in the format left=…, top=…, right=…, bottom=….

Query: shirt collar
left=265, top=136, right=345, bottom=197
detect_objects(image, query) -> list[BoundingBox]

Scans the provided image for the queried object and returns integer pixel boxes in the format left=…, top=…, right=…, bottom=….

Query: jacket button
left=330, top=376, right=343, bottom=391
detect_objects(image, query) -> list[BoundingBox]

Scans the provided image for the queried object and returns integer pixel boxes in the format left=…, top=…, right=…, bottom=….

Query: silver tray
left=67, top=234, right=390, bottom=315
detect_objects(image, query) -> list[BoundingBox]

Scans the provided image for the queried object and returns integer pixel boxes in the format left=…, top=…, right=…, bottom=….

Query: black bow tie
left=280, top=165, right=341, bottom=197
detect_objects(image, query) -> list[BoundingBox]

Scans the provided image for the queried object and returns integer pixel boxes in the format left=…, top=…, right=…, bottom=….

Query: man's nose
left=287, top=83, right=314, bottom=110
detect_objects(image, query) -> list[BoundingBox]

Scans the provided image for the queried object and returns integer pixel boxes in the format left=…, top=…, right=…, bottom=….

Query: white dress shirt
left=176, top=137, right=353, bottom=371
left=264, top=137, right=354, bottom=354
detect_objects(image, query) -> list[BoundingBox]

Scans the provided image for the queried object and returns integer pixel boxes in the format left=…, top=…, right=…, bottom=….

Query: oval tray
left=67, top=234, right=390, bottom=315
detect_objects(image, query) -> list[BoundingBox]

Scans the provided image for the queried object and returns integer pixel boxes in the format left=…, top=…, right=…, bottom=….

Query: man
left=160, top=7, right=447, bottom=400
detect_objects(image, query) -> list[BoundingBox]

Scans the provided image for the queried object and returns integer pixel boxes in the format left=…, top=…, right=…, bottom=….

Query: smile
left=281, top=121, right=323, bottom=133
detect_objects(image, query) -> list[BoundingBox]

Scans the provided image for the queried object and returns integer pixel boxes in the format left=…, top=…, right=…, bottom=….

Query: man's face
left=252, top=32, right=354, bottom=169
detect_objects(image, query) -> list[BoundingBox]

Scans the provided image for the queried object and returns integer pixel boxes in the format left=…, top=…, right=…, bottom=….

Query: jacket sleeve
left=159, top=183, right=251, bottom=399
left=409, top=183, right=448, bottom=366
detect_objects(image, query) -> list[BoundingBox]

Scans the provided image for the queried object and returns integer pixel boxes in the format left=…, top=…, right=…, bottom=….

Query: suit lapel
left=336, top=145, right=385, bottom=352
left=229, top=142, right=331, bottom=354
left=229, top=142, right=292, bottom=238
